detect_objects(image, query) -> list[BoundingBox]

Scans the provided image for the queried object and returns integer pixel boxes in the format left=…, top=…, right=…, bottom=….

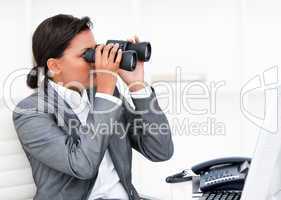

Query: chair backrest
left=0, top=100, right=36, bottom=200
left=241, top=87, right=281, bottom=200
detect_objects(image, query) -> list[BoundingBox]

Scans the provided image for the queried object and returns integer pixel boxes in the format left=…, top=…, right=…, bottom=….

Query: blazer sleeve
left=124, top=87, right=174, bottom=162
left=13, top=96, right=122, bottom=180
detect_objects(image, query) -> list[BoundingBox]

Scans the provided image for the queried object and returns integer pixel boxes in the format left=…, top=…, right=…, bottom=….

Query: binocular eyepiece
left=82, top=40, right=151, bottom=71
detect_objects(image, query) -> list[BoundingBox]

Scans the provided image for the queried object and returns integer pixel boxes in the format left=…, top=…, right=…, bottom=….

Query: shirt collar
left=48, top=80, right=90, bottom=110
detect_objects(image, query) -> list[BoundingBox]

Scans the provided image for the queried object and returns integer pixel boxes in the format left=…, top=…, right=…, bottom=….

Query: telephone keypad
left=201, top=165, right=242, bottom=188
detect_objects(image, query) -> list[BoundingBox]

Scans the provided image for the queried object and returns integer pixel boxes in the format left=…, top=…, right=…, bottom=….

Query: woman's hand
left=118, top=35, right=145, bottom=92
left=94, top=43, right=122, bottom=95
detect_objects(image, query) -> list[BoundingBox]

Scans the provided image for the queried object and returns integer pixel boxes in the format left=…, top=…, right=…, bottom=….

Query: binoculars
left=82, top=40, right=151, bottom=71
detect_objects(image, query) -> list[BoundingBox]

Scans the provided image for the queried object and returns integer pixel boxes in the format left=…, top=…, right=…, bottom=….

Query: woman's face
left=51, top=29, right=96, bottom=89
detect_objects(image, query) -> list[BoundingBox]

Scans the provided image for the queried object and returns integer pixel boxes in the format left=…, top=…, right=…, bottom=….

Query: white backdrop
left=1, top=0, right=281, bottom=199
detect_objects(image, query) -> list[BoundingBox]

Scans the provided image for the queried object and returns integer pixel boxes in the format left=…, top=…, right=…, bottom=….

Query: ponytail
left=26, top=66, right=39, bottom=89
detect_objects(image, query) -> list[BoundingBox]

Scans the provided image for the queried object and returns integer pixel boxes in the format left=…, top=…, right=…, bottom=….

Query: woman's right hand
left=94, top=43, right=122, bottom=95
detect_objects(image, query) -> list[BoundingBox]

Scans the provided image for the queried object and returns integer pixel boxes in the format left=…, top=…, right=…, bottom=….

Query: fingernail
left=114, top=43, right=119, bottom=47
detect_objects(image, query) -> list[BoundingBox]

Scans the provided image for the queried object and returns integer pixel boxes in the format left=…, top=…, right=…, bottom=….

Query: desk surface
left=169, top=181, right=193, bottom=200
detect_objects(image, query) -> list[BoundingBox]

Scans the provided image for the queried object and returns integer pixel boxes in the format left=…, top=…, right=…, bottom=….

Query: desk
left=169, top=182, right=193, bottom=200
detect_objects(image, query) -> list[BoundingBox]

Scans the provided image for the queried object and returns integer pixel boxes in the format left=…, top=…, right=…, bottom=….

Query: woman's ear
left=47, top=58, right=61, bottom=78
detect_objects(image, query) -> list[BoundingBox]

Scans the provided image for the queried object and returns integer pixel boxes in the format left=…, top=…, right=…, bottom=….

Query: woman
left=13, top=14, right=173, bottom=200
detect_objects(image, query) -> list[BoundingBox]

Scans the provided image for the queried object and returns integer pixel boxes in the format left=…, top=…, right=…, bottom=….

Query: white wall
left=1, top=0, right=281, bottom=199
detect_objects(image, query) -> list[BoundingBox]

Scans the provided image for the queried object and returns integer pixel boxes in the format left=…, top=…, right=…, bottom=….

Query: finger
left=95, top=44, right=104, bottom=66
left=127, top=37, right=136, bottom=44
left=134, top=35, right=140, bottom=43
left=102, top=43, right=114, bottom=63
left=114, top=49, right=122, bottom=67
left=108, top=43, right=119, bottom=63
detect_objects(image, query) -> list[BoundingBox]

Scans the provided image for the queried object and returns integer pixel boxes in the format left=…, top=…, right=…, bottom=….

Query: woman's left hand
left=118, top=35, right=145, bottom=92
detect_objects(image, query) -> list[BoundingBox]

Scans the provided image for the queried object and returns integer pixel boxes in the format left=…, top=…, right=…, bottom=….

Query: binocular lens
left=123, top=50, right=137, bottom=71
left=143, top=42, right=151, bottom=61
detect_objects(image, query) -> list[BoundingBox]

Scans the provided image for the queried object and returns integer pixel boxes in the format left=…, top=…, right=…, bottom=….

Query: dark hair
left=27, top=14, right=93, bottom=89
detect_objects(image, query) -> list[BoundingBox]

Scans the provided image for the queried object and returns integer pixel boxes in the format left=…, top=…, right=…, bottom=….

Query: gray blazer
left=12, top=78, right=174, bottom=200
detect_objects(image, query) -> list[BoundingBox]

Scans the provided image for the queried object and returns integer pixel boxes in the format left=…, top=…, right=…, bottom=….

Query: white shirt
left=49, top=80, right=151, bottom=200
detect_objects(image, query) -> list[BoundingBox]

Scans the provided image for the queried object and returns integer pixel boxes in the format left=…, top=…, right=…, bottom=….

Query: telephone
left=166, top=157, right=251, bottom=192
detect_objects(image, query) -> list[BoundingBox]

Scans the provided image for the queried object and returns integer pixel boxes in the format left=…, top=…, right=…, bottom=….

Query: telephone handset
left=166, top=157, right=251, bottom=192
